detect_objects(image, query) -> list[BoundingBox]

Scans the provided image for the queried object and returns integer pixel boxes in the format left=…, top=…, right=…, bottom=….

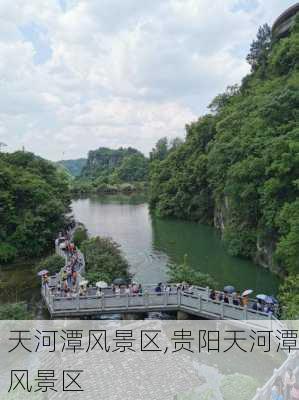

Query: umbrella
left=265, top=296, right=274, bottom=304
left=223, top=285, right=235, bottom=294
left=242, top=289, right=253, bottom=297
left=256, top=294, right=267, bottom=301
left=112, top=278, right=128, bottom=286
left=37, top=270, right=49, bottom=276
left=96, top=281, right=108, bottom=289
left=80, top=280, right=88, bottom=286
left=269, top=296, right=278, bottom=304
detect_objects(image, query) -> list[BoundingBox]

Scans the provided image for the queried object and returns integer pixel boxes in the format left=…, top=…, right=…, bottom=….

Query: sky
left=0, top=0, right=296, bottom=161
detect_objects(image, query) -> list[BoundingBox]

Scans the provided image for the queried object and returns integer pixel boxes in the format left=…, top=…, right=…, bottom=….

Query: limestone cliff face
left=213, top=196, right=229, bottom=234
left=213, top=197, right=281, bottom=274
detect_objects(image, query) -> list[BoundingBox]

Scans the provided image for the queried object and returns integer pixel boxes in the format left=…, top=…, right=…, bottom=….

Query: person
left=42, top=274, right=49, bottom=288
left=125, top=285, right=130, bottom=296
left=155, top=283, right=162, bottom=295
left=223, top=293, right=229, bottom=304
left=242, top=295, right=249, bottom=307
left=284, top=369, right=295, bottom=400
left=79, top=285, right=84, bottom=296
left=271, top=377, right=284, bottom=400
left=115, top=286, right=121, bottom=296
left=217, top=292, right=224, bottom=302
left=209, top=290, right=216, bottom=301
left=138, top=284, right=143, bottom=295
left=252, top=301, right=258, bottom=311
left=96, top=288, right=102, bottom=298
left=291, top=383, right=299, bottom=400
left=257, top=299, right=263, bottom=311
left=66, top=265, right=72, bottom=288
left=72, top=269, right=77, bottom=286
left=232, top=294, right=240, bottom=306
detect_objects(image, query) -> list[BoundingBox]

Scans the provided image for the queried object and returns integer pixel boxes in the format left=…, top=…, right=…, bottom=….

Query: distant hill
left=57, top=158, right=87, bottom=177
left=81, top=147, right=148, bottom=182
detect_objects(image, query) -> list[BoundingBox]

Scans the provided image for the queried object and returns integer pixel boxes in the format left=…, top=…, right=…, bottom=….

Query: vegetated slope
left=57, top=158, right=87, bottom=177
left=0, top=151, right=71, bottom=262
left=81, top=146, right=148, bottom=182
left=150, top=20, right=299, bottom=277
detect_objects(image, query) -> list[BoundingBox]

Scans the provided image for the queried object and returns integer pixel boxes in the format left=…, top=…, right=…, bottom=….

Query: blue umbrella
left=256, top=294, right=267, bottom=301
left=270, top=296, right=278, bottom=304
left=223, top=285, right=236, bottom=294
left=265, top=296, right=274, bottom=304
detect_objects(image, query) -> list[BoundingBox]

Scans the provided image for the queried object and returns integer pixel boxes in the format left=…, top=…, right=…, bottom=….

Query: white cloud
left=0, top=0, right=295, bottom=160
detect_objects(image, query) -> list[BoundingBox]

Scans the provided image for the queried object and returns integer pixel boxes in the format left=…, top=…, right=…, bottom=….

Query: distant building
left=272, top=3, right=299, bottom=38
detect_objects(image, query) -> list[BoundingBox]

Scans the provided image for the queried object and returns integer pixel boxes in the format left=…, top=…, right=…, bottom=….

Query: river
left=0, top=194, right=280, bottom=309
left=71, top=194, right=280, bottom=295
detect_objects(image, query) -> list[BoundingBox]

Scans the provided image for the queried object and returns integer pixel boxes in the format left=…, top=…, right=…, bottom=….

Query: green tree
left=73, top=226, right=89, bottom=247
left=246, top=24, right=271, bottom=72
left=81, top=236, right=130, bottom=284
left=37, top=254, right=66, bottom=275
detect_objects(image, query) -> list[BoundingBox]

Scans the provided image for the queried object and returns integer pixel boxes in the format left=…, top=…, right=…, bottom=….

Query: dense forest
left=71, top=146, right=149, bottom=195
left=0, top=151, right=71, bottom=263
left=149, top=19, right=299, bottom=315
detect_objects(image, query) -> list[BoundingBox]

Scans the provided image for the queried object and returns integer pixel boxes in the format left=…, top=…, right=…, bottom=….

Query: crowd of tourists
left=209, top=288, right=277, bottom=315
left=271, top=368, right=299, bottom=400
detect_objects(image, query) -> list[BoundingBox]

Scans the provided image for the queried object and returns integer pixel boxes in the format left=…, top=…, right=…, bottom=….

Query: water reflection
left=71, top=195, right=280, bottom=294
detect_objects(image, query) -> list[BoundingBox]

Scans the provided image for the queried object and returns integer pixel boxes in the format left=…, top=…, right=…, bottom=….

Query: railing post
left=198, top=295, right=202, bottom=312
left=126, top=294, right=129, bottom=309
left=164, top=291, right=168, bottom=306
left=77, top=294, right=80, bottom=310
left=243, top=305, right=248, bottom=320
left=102, top=294, right=105, bottom=310
left=206, top=286, right=210, bottom=298
left=177, top=290, right=181, bottom=306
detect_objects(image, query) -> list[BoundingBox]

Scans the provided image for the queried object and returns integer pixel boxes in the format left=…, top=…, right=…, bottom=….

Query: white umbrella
left=242, top=289, right=253, bottom=297
left=96, top=281, right=108, bottom=288
left=37, top=269, right=49, bottom=276
left=80, top=280, right=88, bottom=286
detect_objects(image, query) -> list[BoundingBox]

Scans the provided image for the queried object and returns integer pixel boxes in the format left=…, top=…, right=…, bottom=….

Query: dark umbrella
left=113, top=278, right=128, bottom=286
left=223, top=285, right=235, bottom=294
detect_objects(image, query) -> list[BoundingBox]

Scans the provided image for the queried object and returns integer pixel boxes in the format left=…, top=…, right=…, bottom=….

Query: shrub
left=37, top=254, right=65, bottom=275
left=0, top=243, right=17, bottom=263
left=0, top=302, right=32, bottom=319
left=73, top=226, right=88, bottom=247
left=81, top=236, right=130, bottom=284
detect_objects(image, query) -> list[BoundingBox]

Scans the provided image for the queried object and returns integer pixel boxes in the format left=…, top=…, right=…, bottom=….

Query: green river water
left=0, top=194, right=280, bottom=308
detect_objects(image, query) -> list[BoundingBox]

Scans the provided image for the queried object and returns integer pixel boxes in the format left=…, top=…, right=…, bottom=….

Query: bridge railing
left=42, top=287, right=277, bottom=323
left=252, top=351, right=298, bottom=400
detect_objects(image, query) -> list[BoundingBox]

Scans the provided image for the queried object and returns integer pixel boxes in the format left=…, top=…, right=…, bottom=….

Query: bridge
left=42, top=239, right=282, bottom=323
left=42, top=236, right=294, bottom=400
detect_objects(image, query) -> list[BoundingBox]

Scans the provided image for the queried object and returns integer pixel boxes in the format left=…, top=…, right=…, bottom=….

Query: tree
left=278, top=274, right=299, bottom=319
left=246, top=24, right=271, bottom=72
left=168, top=255, right=217, bottom=288
left=0, top=302, right=32, bottom=319
left=150, top=137, right=169, bottom=161
left=0, top=151, right=70, bottom=262
left=37, top=254, right=66, bottom=275
left=81, top=236, right=130, bottom=284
